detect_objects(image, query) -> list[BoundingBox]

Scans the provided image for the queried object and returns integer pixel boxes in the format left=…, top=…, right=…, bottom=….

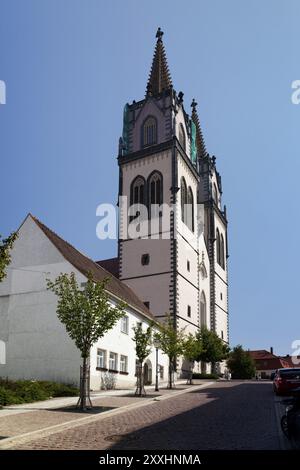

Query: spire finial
left=146, top=28, right=172, bottom=96
left=156, top=27, right=164, bottom=41
left=191, top=98, right=198, bottom=110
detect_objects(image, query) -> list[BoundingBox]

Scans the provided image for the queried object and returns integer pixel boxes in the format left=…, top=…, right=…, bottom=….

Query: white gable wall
left=0, top=216, right=169, bottom=389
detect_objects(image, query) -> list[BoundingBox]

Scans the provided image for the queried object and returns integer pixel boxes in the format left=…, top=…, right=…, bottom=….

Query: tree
left=132, top=322, right=152, bottom=396
left=196, top=326, right=229, bottom=372
left=154, top=314, right=185, bottom=389
left=0, top=232, right=17, bottom=283
left=227, top=345, right=256, bottom=379
left=47, top=272, right=125, bottom=410
left=182, top=333, right=203, bottom=384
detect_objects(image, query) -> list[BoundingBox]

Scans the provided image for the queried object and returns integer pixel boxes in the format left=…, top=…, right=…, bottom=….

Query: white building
left=0, top=29, right=229, bottom=387
left=0, top=214, right=169, bottom=389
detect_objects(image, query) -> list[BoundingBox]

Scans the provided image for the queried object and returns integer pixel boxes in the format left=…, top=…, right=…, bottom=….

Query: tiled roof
left=248, top=350, right=276, bottom=360
left=96, top=258, right=119, bottom=279
left=249, top=350, right=292, bottom=370
left=29, top=215, right=154, bottom=322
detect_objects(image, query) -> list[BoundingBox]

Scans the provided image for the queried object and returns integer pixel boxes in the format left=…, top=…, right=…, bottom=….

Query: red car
left=273, top=368, right=300, bottom=395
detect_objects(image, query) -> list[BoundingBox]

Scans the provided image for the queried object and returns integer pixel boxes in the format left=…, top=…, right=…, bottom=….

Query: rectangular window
left=121, top=316, right=129, bottom=334
left=187, top=305, right=191, bottom=318
left=187, top=260, right=190, bottom=272
left=159, top=365, right=164, bottom=379
left=97, top=349, right=106, bottom=369
left=221, top=331, right=224, bottom=340
left=144, top=301, right=150, bottom=309
left=120, top=355, right=128, bottom=373
left=109, top=352, right=118, bottom=371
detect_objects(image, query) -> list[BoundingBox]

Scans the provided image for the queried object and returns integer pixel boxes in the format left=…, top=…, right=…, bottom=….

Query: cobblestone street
left=10, top=381, right=281, bottom=450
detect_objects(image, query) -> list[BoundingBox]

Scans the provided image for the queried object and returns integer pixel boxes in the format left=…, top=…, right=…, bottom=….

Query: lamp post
left=153, top=338, right=160, bottom=392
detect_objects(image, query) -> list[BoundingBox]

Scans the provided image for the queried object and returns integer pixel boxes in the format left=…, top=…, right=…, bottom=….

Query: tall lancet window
left=131, top=176, right=146, bottom=206
left=179, top=123, right=186, bottom=151
left=148, top=171, right=163, bottom=217
left=200, top=291, right=207, bottom=326
left=220, top=234, right=225, bottom=269
left=181, top=177, right=187, bottom=223
left=187, top=187, right=194, bottom=232
left=143, top=116, right=157, bottom=147
left=216, top=228, right=221, bottom=266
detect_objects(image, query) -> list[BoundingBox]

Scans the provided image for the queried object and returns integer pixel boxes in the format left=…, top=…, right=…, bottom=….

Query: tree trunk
left=77, top=356, right=92, bottom=411
left=135, top=361, right=145, bottom=396
left=168, top=360, right=173, bottom=389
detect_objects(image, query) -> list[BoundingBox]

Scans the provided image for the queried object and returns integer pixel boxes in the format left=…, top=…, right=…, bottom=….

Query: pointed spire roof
left=146, top=28, right=173, bottom=96
left=191, top=98, right=207, bottom=159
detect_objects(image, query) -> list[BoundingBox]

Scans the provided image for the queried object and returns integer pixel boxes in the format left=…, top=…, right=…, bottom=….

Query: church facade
left=117, top=28, right=229, bottom=356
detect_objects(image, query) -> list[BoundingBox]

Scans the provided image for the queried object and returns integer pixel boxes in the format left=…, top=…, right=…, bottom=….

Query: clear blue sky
left=1, top=0, right=299, bottom=355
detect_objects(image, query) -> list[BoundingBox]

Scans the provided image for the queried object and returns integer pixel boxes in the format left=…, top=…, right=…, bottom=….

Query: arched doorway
left=144, top=359, right=152, bottom=385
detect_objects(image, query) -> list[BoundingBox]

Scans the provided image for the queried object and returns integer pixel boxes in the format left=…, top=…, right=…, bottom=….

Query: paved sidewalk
left=4, top=381, right=281, bottom=450
left=0, top=380, right=212, bottom=448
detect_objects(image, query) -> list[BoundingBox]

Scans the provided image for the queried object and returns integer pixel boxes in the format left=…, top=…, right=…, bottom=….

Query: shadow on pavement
left=108, top=381, right=280, bottom=451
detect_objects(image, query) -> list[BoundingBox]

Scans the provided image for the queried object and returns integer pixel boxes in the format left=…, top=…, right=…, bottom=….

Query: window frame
left=121, top=315, right=129, bottom=335
left=96, top=349, right=107, bottom=370
left=109, top=352, right=118, bottom=372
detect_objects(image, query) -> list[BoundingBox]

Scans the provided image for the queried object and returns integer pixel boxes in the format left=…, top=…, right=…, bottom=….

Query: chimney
left=270, top=347, right=274, bottom=355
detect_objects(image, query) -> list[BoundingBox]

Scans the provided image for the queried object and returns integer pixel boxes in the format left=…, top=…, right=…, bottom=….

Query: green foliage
left=132, top=323, right=152, bottom=364
left=0, top=232, right=18, bottom=283
left=0, top=379, right=79, bottom=406
left=47, top=271, right=126, bottom=358
left=195, top=326, right=230, bottom=364
left=227, top=345, right=256, bottom=379
left=192, top=372, right=219, bottom=380
left=154, top=314, right=185, bottom=362
left=183, top=333, right=203, bottom=363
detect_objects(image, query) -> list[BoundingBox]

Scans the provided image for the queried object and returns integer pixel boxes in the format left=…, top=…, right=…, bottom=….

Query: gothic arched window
left=143, top=116, right=157, bottom=147
left=187, top=186, right=194, bottom=232
left=216, top=228, right=221, bottom=266
left=220, top=234, right=225, bottom=269
left=179, top=123, right=186, bottom=151
left=148, top=171, right=163, bottom=216
left=200, top=291, right=207, bottom=326
left=131, top=176, right=146, bottom=206
left=181, top=177, right=187, bottom=223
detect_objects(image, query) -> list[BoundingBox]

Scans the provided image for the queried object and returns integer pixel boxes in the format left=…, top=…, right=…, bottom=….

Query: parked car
left=273, top=368, right=300, bottom=395
left=270, top=371, right=276, bottom=381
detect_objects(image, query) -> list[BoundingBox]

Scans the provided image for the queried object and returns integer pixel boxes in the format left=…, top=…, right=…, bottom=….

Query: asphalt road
left=16, top=381, right=283, bottom=450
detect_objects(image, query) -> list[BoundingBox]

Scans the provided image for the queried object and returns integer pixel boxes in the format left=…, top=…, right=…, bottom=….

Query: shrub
left=0, top=379, right=79, bottom=406
left=0, top=386, right=23, bottom=406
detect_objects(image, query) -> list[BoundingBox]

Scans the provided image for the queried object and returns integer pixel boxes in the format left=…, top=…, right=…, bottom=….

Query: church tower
left=117, top=29, right=228, bottom=353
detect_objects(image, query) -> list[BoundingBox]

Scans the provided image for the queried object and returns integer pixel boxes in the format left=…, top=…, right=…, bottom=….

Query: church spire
left=146, top=28, right=173, bottom=96
left=191, top=98, right=207, bottom=159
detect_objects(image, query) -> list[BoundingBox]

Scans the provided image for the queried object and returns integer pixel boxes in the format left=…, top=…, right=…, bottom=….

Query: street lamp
left=153, top=338, right=160, bottom=392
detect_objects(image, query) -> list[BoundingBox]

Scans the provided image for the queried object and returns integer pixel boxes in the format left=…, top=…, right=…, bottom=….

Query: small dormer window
left=143, top=116, right=157, bottom=147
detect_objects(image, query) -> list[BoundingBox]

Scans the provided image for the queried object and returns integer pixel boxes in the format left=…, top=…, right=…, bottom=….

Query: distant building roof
left=29, top=215, right=154, bottom=322
left=248, top=350, right=292, bottom=371
left=96, top=258, right=119, bottom=279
